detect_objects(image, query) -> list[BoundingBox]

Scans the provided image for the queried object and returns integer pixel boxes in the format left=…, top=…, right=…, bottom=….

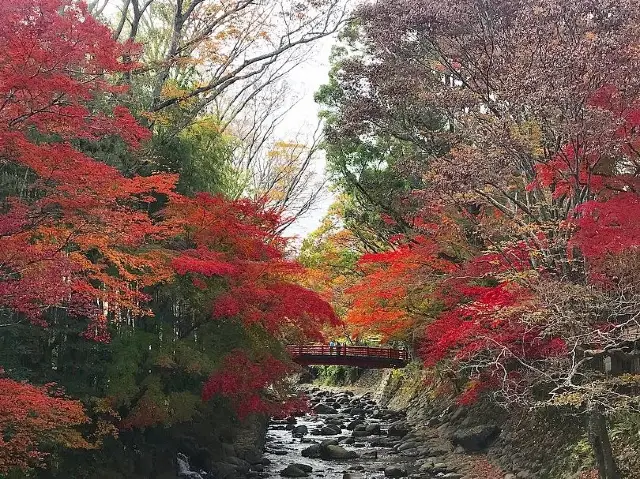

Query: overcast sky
left=278, top=36, right=336, bottom=242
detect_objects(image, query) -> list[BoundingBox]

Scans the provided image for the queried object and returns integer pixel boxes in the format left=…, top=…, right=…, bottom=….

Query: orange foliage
left=345, top=236, right=456, bottom=341
left=0, top=376, right=89, bottom=474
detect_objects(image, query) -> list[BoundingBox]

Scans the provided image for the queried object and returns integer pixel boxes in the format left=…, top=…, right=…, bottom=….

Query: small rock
left=292, top=425, right=308, bottom=436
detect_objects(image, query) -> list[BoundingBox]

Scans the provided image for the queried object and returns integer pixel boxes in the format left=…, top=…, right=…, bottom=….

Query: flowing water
left=260, top=387, right=413, bottom=478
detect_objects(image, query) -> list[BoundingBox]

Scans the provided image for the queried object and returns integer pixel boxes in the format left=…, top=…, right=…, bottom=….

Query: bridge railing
left=286, top=345, right=409, bottom=362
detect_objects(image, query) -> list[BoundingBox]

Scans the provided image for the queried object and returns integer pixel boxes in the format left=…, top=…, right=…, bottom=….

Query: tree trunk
left=587, top=406, right=620, bottom=479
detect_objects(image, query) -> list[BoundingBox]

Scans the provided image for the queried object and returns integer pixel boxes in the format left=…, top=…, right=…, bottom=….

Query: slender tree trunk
left=587, top=405, right=620, bottom=479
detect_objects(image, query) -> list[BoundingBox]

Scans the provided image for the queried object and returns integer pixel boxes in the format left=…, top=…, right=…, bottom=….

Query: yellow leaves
left=215, top=25, right=242, bottom=41
left=161, top=82, right=191, bottom=101
left=551, top=391, right=585, bottom=407
left=508, top=120, right=544, bottom=159
left=613, top=374, right=640, bottom=386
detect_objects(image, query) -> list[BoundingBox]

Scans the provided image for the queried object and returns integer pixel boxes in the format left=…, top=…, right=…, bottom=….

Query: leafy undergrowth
left=464, top=457, right=505, bottom=479
left=312, top=365, right=362, bottom=386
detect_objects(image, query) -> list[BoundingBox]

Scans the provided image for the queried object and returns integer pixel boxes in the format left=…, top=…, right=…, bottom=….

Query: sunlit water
left=262, top=395, right=401, bottom=478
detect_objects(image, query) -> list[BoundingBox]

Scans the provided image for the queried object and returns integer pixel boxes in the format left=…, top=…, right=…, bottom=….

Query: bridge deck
left=287, top=345, right=410, bottom=369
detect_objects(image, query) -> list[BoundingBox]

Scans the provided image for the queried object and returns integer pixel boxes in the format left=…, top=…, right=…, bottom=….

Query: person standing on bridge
left=329, top=340, right=335, bottom=355
left=336, top=342, right=342, bottom=356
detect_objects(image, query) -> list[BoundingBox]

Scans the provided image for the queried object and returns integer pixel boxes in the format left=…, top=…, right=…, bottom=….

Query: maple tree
left=317, top=1, right=640, bottom=477
left=0, top=0, right=177, bottom=340
left=0, top=1, right=341, bottom=474
left=0, top=375, right=90, bottom=474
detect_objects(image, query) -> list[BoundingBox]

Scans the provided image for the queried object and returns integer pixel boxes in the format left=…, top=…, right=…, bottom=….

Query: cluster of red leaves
left=0, top=0, right=177, bottom=341
left=528, top=84, right=640, bottom=198
left=0, top=376, right=89, bottom=474
left=201, top=350, right=300, bottom=419
left=0, top=0, right=339, bottom=463
left=168, top=193, right=340, bottom=342
left=572, top=192, right=640, bottom=261
left=422, top=281, right=565, bottom=367
left=345, top=235, right=456, bottom=340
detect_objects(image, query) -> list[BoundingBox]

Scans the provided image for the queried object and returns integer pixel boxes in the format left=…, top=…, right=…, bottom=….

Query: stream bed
left=259, top=387, right=423, bottom=479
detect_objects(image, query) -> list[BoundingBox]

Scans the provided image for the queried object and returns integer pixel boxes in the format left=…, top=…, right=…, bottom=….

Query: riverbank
left=257, top=381, right=506, bottom=479
left=299, top=366, right=595, bottom=479
left=165, top=364, right=639, bottom=478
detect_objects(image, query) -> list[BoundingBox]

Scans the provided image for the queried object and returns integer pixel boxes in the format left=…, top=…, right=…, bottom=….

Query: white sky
left=277, top=36, right=336, bottom=241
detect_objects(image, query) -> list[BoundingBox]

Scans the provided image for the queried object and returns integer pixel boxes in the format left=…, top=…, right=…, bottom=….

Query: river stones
left=384, top=466, right=408, bottom=477
left=318, top=425, right=341, bottom=435
left=280, top=462, right=314, bottom=477
left=361, top=450, right=378, bottom=459
left=280, top=464, right=309, bottom=477
left=397, top=440, right=419, bottom=452
left=370, top=437, right=396, bottom=447
left=366, top=423, right=382, bottom=435
left=321, top=439, right=339, bottom=447
left=388, top=422, right=410, bottom=437
left=347, top=419, right=364, bottom=430
left=321, top=444, right=359, bottom=460
left=292, top=425, right=308, bottom=437
left=301, top=444, right=321, bottom=458
left=314, top=403, right=338, bottom=414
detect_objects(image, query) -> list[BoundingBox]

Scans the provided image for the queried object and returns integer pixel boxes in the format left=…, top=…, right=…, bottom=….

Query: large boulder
left=280, top=464, right=309, bottom=477
left=450, top=425, right=501, bottom=452
left=321, top=445, right=359, bottom=460
left=314, top=403, right=338, bottom=414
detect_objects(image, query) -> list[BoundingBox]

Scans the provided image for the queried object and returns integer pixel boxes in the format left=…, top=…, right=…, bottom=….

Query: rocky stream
left=257, top=387, right=504, bottom=479
left=175, top=383, right=528, bottom=479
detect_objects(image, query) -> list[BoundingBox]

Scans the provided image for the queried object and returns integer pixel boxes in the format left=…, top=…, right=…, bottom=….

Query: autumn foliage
left=201, top=350, right=300, bottom=419
left=0, top=375, right=89, bottom=474
left=316, top=0, right=640, bottom=426
left=0, top=0, right=338, bottom=473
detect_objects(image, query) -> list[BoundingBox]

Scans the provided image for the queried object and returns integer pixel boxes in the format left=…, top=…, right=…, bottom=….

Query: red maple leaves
left=201, top=350, right=299, bottom=419
left=0, top=0, right=340, bottom=466
left=0, top=376, right=89, bottom=474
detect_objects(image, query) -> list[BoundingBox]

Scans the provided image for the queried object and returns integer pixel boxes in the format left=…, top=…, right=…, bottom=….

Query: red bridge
left=287, top=345, right=410, bottom=369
